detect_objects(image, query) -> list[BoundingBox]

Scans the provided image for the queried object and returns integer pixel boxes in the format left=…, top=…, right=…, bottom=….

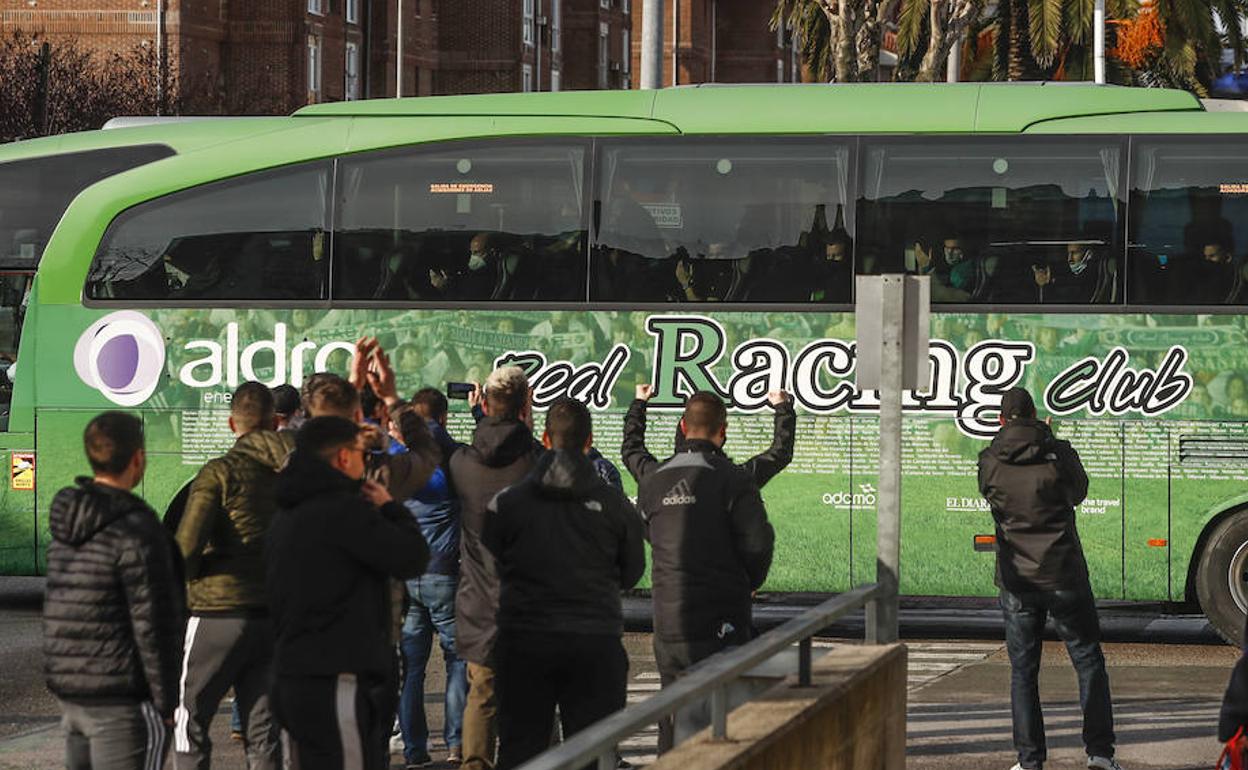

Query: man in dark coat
left=266, top=416, right=430, bottom=770
left=622, top=386, right=774, bottom=753
left=44, top=411, right=187, bottom=770
left=449, top=366, right=543, bottom=770
left=978, top=387, right=1119, bottom=770
left=173, top=382, right=292, bottom=770
left=485, top=397, right=645, bottom=769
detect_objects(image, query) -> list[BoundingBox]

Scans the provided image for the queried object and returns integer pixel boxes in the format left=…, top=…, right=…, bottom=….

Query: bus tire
left=1195, top=511, right=1248, bottom=646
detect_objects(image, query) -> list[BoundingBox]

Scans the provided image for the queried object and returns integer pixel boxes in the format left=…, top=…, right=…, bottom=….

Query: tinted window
left=858, top=139, right=1122, bottom=304
left=334, top=142, right=587, bottom=302
left=593, top=140, right=853, bottom=303
left=87, top=162, right=332, bottom=301
left=0, top=145, right=173, bottom=269
left=1129, top=140, right=1248, bottom=305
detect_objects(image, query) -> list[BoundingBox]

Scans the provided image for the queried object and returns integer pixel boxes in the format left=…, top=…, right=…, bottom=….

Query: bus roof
left=0, top=117, right=298, bottom=165
left=294, top=82, right=1203, bottom=134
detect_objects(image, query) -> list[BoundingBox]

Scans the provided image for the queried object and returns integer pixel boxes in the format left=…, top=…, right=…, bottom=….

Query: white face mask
left=468, top=251, right=488, bottom=271
left=1069, top=250, right=1091, bottom=275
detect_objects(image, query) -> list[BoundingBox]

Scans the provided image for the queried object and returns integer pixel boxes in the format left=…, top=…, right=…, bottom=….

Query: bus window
left=333, top=142, right=588, bottom=302
left=592, top=140, right=853, bottom=304
left=0, top=145, right=173, bottom=270
left=1129, top=140, right=1248, bottom=305
left=86, top=161, right=332, bottom=301
left=857, top=138, right=1123, bottom=305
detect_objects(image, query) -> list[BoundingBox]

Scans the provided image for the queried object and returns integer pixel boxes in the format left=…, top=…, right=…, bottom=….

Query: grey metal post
left=396, top=0, right=404, bottom=97
left=1093, top=0, right=1106, bottom=83
left=798, top=637, right=812, bottom=686
left=874, top=274, right=904, bottom=645
left=640, top=0, right=665, bottom=89
left=710, top=686, right=727, bottom=740
left=946, top=41, right=961, bottom=82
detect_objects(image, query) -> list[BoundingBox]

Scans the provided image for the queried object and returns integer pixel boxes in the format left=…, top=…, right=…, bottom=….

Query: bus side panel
left=1123, top=421, right=1170, bottom=601
left=1057, top=420, right=1125, bottom=600
left=35, top=409, right=97, bottom=574
left=142, top=408, right=218, bottom=522
left=1168, top=422, right=1248, bottom=601
left=0, top=433, right=37, bottom=575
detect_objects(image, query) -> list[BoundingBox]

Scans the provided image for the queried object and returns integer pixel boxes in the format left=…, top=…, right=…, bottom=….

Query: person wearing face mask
left=429, top=233, right=520, bottom=301
left=1033, top=243, right=1115, bottom=304
left=912, top=235, right=975, bottom=302
left=1174, top=238, right=1244, bottom=304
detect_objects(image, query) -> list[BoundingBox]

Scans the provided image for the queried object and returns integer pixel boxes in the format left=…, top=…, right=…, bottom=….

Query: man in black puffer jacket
left=978, top=387, right=1118, bottom=770
left=44, top=412, right=187, bottom=770
left=484, top=397, right=645, bottom=770
left=622, top=385, right=774, bottom=753
left=266, top=416, right=430, bottom=770
left=450, top=365, right=543, bottom=770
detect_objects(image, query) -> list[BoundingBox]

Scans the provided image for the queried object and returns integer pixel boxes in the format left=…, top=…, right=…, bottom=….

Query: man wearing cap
left=978, top=387, right=1120, bottom=770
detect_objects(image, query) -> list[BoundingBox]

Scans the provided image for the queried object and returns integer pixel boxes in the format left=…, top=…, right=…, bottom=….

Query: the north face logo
left=662, top=479, right=697, bottom=506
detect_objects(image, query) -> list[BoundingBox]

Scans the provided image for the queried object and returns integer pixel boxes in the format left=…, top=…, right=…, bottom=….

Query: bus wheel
left=1196, top=511, right=1248, bottom=646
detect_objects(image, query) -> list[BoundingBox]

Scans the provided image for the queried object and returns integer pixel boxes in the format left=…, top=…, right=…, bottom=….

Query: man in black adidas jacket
left=266, top=417, right=430, bottom=770
left=978, top=387, right=1118, bottom=770
left=622, top=385, right=774, bottom=752
left=44, top=412, right=187, bottom=770
left=674, top=390, right=796, bottom=488
left=484, top=397, right=645, bottom=769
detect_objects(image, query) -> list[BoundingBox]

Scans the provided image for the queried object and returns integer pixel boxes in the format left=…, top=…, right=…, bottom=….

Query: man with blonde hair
left=450, top=366, right=543, bottom=770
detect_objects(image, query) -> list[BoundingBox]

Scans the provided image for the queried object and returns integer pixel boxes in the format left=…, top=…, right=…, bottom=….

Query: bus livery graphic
left=72, top=311, right=167, bottom=407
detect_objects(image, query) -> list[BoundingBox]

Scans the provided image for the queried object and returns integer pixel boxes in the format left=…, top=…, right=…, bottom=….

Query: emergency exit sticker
left=10, top=453, right=34, bottom=491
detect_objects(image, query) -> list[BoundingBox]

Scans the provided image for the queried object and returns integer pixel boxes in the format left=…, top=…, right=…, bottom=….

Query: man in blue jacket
left=393, top=390, right=469, bottom=767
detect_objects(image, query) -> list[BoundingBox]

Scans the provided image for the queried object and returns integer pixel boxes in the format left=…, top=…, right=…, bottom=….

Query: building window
left=622, top=28, right=631, bottom=75
left=346, top=0, right=358, bottom=23
left=551, top=0, right=561, bottom=53
left=345, top=42, right=360, bottom=99
left=552, top=69, right=561, bottom=92
left=522, top=63, right=534, bottom=92
left=307, top=34, right=322, bottom=96
left=307, top=0, right=323, bottom=15
left=523, top=0, right=535, bottom=47
left=599, top=22, right=609, bottom=89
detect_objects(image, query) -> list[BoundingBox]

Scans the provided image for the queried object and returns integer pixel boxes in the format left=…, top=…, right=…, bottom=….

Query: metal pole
left=1093, top=0, right=1106, bottom=83
left=710, top=686, right=727, bottom=740
left=874, top=274, right=904, bottom=645
left=640, top=0, right=664, bottom=89
left=946, top=40, right=961, bottom=82
left=155, top=0, right=164, bottom=115
left=536, top=0, right=543, bottom=91
left=671, top=0, right=678, bottom=86
left=396, top=0, right=404, bottom=96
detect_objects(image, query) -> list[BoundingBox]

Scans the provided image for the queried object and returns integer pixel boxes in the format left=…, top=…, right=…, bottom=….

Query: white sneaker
left=389, top=733, right=405, bottom=754
left=1088, top=757, right=1123, bottom=770
left=1009, top=764, right=1041, bottom=770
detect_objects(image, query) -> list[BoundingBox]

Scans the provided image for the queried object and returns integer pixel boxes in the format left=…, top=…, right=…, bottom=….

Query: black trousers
left=495, top=630, right=628, bottom=770
left=271, top=673, right=393, bottom=770
left=1000, top=587, right=1116, bottom=769
left=652, top=635, right=739, bottom=754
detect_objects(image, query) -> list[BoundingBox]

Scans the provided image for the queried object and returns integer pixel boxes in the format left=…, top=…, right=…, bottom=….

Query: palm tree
left=772, top=0, right=899, bottom=81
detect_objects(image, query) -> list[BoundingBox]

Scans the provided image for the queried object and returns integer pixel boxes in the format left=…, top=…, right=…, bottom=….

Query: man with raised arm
left=621, top=385, right=775, bottom=753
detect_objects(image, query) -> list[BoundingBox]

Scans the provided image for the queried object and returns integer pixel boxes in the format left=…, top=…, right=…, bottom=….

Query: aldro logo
left=662, top=479, right=697, bottom=506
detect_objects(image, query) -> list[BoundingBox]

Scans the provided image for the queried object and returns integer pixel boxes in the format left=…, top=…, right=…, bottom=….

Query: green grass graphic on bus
left=36, top=306, right=1248, bottom=606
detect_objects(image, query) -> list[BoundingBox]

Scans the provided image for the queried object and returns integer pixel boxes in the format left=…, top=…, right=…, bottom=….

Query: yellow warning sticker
left=11, top=452, right=34, bottom=491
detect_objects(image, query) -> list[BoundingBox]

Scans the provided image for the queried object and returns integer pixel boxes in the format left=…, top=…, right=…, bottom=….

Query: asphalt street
left=0, top=577, right=1237, bottom=769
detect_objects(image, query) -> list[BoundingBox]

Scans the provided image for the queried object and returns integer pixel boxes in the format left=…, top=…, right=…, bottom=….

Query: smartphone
left=447, top=381, right=475, bottom=400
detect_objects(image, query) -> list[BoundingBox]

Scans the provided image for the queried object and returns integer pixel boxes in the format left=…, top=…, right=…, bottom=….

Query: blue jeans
left=400, top=574, right=467, bottom=762
left=1000, top=587, right=1116, bottom=769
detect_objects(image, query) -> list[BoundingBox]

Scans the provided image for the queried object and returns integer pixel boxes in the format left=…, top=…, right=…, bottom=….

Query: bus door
left=0, top=270, right=35, bottom=574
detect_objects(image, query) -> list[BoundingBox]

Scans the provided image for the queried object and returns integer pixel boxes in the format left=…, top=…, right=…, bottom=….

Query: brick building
left=0, top=0, right=791, bottom=115
left=627, top=0, right=799, bottom=87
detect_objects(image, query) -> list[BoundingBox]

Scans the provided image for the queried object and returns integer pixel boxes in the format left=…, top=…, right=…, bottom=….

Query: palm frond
left=897, top=0, right=932, bottom=58
left=1065, top=0, right=1094, bottom=45
left=1029, top=0, right=1065, bottom=66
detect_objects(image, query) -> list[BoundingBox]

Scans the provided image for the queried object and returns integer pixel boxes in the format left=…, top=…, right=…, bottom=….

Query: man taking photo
left=978, top=387, right=1120, bottom=770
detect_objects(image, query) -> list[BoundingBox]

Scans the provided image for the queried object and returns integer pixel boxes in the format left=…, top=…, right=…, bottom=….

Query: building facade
left=627, top=0, right=798, bottom=87
left=0, top=0, right=796, bottom=115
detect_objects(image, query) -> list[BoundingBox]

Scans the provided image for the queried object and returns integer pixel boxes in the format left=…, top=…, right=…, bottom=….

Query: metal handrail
left=516, top=582, right=885, bottom=770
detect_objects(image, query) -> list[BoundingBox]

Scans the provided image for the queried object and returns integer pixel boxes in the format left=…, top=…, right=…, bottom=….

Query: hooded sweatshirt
left=404, top=420, right=464, bottom=577
left=483, top=450, right=645, bottom=636
left=43, top=478, right=187, bottom=717
left=177, top=429, right=295, bottom=614
left=266, top=450, right=429, bottom=679
left=977, top=418, right=1091, bottom=593
left=449, top=415, right=543, bottom=665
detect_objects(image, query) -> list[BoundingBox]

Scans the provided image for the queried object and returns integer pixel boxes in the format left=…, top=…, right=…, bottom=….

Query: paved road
left=0, top=577, right=1237, bottom=769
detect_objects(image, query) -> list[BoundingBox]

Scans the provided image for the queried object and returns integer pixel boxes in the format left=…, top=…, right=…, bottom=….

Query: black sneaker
left=405, top=757, right=433, bottom=769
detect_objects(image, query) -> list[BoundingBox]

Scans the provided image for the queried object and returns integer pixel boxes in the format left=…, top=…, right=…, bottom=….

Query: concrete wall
left=649, top=643, right=907, bottom=770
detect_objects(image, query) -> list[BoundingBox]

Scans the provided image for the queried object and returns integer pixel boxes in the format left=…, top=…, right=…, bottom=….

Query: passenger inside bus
left=428, top=232, right=521, bottom=301
left=909, top=234, right=977, bottom=302
left=1029, top=242, right=1117, bottom=304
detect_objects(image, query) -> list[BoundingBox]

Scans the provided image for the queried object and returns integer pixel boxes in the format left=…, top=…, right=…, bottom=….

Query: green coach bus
left=8, top=83, right=1248, bottom=641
